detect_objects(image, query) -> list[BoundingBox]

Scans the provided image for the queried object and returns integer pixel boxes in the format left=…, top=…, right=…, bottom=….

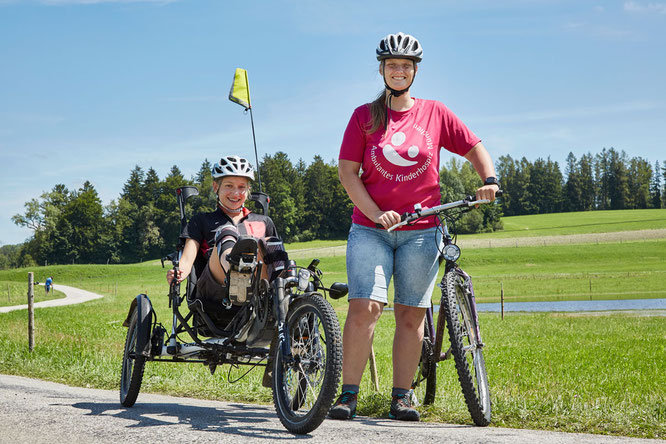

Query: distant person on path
left=45, top=276, right=53, bottom=295
left=330, top=32, right=500, bottom=422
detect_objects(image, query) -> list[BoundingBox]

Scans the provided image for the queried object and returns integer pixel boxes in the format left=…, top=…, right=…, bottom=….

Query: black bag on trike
left=119, top=186, right=347, bottom=435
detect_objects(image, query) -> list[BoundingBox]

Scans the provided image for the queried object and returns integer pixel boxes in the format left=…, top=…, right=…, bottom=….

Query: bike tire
left=412, top=315, right=437, bottom=406
left=120, top=309, right=146, bottom=407
left=272, top=293, right=342, bottom=434
left=441, top=270, right=492, bottom=426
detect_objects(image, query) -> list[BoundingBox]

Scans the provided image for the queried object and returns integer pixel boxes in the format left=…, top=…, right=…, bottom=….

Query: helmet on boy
left=376, top=32, right=423, bottom=63
left=211, top=155, right=255, bottom=181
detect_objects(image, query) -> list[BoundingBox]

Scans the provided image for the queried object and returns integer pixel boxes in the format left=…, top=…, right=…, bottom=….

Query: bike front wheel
left=441, top=269, right=491, bottom=426
left=272, top=293, right=342, bottom=434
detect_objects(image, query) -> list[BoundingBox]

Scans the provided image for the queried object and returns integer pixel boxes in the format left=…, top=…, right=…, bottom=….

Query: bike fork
left=272, top=278, right=292, bottom=362
left=455, top=268, right=483, bottom=345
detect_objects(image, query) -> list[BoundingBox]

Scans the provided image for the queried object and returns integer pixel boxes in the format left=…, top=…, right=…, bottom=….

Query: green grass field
left=285, top=240, right=666, bottom=305
left=465, top=208, right=666, bottom=239
left=285, top=239, right=347, bottom=250
left=1, top=209, right=665, bottom=438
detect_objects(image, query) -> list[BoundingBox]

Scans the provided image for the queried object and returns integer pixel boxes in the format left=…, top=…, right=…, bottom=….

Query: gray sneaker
left=389, top=393, right=420, bottom=421
left=328, top=391, right=357, bottom=420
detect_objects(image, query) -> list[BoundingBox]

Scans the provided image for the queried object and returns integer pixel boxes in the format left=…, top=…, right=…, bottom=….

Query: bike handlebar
left=386, top=195, right=495, bottom=232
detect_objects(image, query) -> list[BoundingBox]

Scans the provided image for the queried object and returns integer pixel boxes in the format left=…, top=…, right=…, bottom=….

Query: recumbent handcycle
left=119, top=186, right=347, bottom=434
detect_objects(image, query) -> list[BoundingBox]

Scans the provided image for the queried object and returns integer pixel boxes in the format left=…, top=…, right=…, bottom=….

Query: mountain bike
left=387, top=196, right=497, bottom=426
left=119, top=186, right=348, bottom=434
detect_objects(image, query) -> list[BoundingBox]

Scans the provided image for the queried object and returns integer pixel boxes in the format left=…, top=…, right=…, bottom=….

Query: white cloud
left=623, top=1, right=666, bottom=14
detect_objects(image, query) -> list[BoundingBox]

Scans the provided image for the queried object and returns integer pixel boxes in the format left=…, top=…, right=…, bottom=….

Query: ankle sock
left=342, top=384, right=359, bottom=394
left=391, top=387, right=410, bottom=397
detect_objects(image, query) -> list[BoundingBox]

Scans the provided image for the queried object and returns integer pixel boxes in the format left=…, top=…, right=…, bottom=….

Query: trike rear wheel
left=120, top=309, right=146, bottom=407
left=272, top=293, right=342, bottom=434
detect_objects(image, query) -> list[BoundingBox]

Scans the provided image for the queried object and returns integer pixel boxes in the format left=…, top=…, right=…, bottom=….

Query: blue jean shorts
left=346, top=223, right=442, bottom=308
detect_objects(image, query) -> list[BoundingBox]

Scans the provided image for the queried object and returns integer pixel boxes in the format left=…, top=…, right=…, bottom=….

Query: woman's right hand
left=373, top=210, right=402, bottom=229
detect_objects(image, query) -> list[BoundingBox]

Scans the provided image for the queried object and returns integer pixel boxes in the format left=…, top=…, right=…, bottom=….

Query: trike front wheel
left=272, top=293, right=342, bottom=434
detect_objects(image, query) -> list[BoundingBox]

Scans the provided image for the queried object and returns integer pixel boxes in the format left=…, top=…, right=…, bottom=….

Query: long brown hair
left=367, top=89, right=387, bottom=135
left=366, top=59, right=418, bottom=135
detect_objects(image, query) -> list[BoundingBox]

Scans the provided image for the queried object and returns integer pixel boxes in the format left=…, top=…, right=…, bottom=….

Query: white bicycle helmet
left=376, top=32, right=423, bottom=63
left=211, top=155, right=255, bottom=181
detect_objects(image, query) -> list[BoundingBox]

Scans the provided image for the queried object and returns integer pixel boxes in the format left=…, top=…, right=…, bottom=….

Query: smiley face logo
left=382, top=132, right=420, bottom=167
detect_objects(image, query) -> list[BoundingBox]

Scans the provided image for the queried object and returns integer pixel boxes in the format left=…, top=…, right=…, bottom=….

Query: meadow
left=0, top=209, right=664, bottom=438
left=465, top=208, right=666, bottom=239
left=0, top=280, right=65, bottom=308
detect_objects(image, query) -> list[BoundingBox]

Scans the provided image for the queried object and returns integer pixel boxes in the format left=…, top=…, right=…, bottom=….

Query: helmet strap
left=216, top=195, right=244, bottom=214
left=381, top=61, right=416, bottom=132
left=218, top=200, right=243, bottom=214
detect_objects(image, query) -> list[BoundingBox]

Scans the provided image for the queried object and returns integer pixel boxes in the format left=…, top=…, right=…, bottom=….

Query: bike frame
left=393, top=197, right=491, bottom=370
left=425, top=227, right=483, bottom=365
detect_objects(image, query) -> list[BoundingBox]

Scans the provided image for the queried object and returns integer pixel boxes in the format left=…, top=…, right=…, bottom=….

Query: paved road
left=0, top=375, right=661, bottom=444
left=0, top=284, right=103, bottom=313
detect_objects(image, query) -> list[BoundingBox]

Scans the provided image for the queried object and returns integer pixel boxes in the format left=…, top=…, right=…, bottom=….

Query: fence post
left=28, top=272, right=35, bottom=352
left=500, top=282, right=504, bottom=320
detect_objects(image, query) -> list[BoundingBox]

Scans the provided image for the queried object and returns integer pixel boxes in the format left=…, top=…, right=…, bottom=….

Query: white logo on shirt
left=370, top=123, right=434, bottom=182
left=382, top=132, right=420, bottom=167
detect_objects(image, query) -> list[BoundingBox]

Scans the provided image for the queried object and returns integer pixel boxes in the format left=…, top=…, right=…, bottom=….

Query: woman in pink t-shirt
left=329, top=32, right=500, bottom=422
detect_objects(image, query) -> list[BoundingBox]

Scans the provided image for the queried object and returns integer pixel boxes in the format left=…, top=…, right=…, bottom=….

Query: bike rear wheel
left=272, top=293, right=342, bottom=434
left=441, top=269, right=491, bottom=426
left=412, top=312, right=437, bottom=405
left=120, top=309, right=146, bottom=407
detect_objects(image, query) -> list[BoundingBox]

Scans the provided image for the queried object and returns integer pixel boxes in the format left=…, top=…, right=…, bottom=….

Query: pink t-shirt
left=339, top=98, right=481, bottom=229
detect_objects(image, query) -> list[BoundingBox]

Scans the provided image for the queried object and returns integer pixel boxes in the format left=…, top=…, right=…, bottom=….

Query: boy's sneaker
left=328, top=391, right=357, bottom=420
left=389, top=393, right=420, bottom=421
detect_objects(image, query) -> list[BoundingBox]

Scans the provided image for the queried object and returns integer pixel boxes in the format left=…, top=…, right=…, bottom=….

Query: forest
left=2, top=147, right=664, bottom=268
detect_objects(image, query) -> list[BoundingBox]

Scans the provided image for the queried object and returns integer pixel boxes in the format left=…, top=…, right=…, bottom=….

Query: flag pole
left=248, top=106, right=262, bottom=192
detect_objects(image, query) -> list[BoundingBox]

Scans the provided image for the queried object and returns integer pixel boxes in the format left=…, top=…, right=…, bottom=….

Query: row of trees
left=6, top=153, right=354, bottom=267
left=4, top=148, right=665, bottom=268
left=497, top=148, right=664, bottom=216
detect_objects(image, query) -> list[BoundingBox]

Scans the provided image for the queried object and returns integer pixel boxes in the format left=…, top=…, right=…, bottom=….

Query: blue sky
left=1, top=0, right=664, bottom=245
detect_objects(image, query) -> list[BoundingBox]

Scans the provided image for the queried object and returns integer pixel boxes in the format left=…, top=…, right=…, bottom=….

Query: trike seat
left=186, top=236, right=261, bottom=338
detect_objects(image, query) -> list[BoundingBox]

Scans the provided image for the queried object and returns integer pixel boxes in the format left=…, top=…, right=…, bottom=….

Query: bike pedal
left=228, top=270, right=252, bottom=304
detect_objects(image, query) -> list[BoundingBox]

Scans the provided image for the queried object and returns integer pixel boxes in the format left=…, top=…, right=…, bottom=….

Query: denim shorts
left=346, top=223, right=442, bottom=308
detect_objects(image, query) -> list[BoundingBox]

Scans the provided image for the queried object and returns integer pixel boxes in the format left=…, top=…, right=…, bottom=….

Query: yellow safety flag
left=229, top=68, right=251, bottom=110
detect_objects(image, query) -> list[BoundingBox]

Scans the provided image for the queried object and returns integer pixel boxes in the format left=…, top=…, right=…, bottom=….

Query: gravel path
left=0, top=284, right=103, bottom=313
left=0, top=374, right=661, bottom=444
